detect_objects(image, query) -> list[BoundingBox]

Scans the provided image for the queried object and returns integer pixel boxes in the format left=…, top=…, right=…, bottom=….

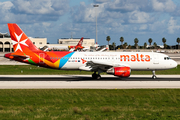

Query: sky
left=0, top=0, right=180, bottom=46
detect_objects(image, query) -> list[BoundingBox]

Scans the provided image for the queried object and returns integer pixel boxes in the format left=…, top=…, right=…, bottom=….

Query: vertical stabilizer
left=7, top=23, right=40, bottom=53
left=76, top=37, right=83, bottom=46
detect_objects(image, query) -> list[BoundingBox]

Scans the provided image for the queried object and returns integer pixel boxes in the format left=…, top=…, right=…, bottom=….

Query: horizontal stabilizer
left=4, top=53, right=29, bottom=59
left=11, top=54, right=29, bottom=59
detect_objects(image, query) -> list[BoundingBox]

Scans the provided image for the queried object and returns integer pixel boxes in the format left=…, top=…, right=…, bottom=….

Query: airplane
left=68, top=37, right=84, bottom=51
left=45, top=37, right=85, bottom=51
left=4, top=23, right=177, bottom=79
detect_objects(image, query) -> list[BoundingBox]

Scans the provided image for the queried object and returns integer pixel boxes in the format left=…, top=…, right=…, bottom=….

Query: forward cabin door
left=153, top=54, right=159, bottom=64
left=39, top=53, right=45, bottom=63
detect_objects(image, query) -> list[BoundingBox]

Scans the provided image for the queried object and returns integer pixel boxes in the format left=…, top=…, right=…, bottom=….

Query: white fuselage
left=61, top=52, right=177, bottom=71
left=47, top=46, right=69, bottom=50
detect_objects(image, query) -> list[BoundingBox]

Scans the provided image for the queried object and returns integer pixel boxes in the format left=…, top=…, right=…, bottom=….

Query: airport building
left=0, top=33, right=47, bottom=52
left=58, top=38, right=95, bottom=46
left=45, top=38, right=95, bottom=51
left=0, top=33, right=95, bottom=52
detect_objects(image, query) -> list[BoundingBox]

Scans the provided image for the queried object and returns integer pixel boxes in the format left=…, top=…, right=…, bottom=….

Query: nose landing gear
left=152, top=70, right=157, bottom=79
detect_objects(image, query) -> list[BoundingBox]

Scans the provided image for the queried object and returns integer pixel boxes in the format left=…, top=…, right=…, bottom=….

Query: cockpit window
left=164, top=57, right=171, bottom=60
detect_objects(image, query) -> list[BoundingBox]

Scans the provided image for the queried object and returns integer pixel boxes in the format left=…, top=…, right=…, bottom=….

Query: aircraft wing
left=79, top=60, right=130, bottom=71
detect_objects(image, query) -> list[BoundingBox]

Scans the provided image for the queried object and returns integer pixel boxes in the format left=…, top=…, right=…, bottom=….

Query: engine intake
left=106, top=67, right=131, bottom=77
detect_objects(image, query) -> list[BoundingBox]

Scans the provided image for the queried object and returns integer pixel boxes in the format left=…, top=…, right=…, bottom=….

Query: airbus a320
left=4, top=23, right=177, bottom=79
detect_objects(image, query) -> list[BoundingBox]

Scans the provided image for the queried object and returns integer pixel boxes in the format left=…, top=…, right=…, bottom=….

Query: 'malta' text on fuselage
left=120, top=54, right=150, bottom=62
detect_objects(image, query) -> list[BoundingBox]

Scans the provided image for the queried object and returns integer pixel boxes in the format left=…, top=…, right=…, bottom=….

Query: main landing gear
left=92, top=72, right=101, bottom=80
left=152, top=70, right=157, bottom=79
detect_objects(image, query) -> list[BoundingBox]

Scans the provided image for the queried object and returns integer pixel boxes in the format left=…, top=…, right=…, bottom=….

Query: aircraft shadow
left=0, top=76, right=179, bottom=81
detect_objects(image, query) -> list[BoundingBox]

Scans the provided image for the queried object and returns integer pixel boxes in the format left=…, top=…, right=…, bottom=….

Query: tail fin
left=76, top=37, right=83, bottom=46
left=7, top=23, right=40, bottom=53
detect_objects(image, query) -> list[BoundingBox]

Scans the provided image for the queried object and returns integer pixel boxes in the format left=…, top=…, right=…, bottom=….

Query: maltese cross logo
left=12, top=32, right=28, bottom=52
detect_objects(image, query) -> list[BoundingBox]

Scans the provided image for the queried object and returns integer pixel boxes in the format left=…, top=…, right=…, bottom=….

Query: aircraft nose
left=171, top=60, right=177, bottom=68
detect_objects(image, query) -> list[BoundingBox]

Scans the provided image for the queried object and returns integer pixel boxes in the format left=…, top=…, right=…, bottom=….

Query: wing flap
left=85, top=60, right=113, bottom=71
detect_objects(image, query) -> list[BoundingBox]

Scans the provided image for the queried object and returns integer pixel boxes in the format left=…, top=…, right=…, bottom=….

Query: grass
left=0, top=89, right=180, bottom=119
left=0, top=65, right=179, bottom=75
left=0, top=65, right=180, bottom=119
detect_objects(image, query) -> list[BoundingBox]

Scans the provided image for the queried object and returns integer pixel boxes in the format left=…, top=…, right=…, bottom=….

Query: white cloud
left=72, top=2, right=105, bottom=23
left=11, top=0, right=69, bottom=15
left=0, top=1, right=13, bottom=11
left=106, top=0, right=150, bottom=12
left=139, top=24, right=148, bottom=30
left=128, top=11, right=151, bottom=23
left=168, top=17, right=180, bottom=34
left=0, top=0, right=180, bottom=45
left=0, top=0, right=70, bottom=23
left=149, top=20, right=166, bottom=32
left=152, top=0, right=176, bottom=12
left=0, top=1, right=18, bottom=23
left=94, top=0, right=109, bottom=3
left=107, top=0, right=138, bottom=12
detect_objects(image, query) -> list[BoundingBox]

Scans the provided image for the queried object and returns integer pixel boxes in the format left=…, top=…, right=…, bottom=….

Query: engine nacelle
left=106, top=67, right=131, bottom=77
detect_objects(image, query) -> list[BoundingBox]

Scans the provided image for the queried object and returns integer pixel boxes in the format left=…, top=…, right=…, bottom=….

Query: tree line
left=106, top=36, right=180, bottom=50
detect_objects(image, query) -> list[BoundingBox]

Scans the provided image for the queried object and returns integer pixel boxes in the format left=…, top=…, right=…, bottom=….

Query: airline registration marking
left=120, top=54, right=150, bottom=62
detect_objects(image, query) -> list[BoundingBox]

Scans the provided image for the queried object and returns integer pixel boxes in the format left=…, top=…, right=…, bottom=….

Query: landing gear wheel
left=152, top=75, right=157, bottom=79
left=92, top=72, right=101, bottom=80
left=92, top=73, right=97, bottom=79
left=152, top=70, right=157, bottom=79
left=96, top=74, right=101, bottom=80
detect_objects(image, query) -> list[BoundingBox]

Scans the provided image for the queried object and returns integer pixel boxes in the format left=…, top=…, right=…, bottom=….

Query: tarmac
left=0, top=75, right=180, bottom=89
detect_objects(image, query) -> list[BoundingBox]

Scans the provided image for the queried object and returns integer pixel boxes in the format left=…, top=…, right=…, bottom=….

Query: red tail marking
left=74, top=37, right=84, bottom=50
left=69, top=37, right=84, bottom=51
left=8, top=23, right=40, bottom=53
left=76, top=37, right=83, bottom=46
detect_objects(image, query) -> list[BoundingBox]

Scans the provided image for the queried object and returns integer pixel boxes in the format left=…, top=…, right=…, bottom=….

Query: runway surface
left=0, top=75, right=180, bottom=89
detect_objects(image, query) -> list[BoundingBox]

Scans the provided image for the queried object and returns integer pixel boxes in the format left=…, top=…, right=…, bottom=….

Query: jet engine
left=106, top=67, right=131, bottom=77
